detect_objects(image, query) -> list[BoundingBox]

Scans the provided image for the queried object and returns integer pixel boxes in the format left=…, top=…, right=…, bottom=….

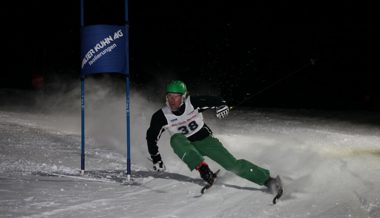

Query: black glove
left=151, top=153, right=166, bottom=172
left=216, top=105, right=229, bottom=119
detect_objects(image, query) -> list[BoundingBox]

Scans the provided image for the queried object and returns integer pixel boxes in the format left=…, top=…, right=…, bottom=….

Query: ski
left=271, top=176, right=283, bottom=204
left=200, top=169, right=221, bottom=194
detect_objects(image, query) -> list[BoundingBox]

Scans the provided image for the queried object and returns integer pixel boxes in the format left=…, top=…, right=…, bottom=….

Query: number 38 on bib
left=162, top=97, right=205, bottom=137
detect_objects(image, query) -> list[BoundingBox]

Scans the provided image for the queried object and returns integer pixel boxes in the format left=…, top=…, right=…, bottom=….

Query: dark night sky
left=1, top=1, right=378, bottom=110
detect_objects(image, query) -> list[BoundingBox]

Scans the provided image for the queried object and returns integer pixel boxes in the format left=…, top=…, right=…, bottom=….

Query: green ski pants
left=170, top=133, right=270, bottom=186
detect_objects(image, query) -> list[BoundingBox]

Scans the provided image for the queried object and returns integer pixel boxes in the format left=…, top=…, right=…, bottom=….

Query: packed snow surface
left=1, top=88, right=380, bottom=218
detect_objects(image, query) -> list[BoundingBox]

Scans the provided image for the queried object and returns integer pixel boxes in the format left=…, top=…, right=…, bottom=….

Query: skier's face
left=166, top=93, right=183, bottom=111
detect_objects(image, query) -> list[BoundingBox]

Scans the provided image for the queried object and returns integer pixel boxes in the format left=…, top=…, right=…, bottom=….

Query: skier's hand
left=151, top=153, right=166, bottom=172
left=216, top=105, right=229, bottom=119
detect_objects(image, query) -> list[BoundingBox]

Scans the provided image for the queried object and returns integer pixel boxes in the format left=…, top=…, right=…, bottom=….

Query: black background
left=1, top=1, right=378, bottom=110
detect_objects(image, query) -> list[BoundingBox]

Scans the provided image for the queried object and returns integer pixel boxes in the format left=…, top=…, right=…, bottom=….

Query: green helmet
left=166, top=80, right=187, bottom=94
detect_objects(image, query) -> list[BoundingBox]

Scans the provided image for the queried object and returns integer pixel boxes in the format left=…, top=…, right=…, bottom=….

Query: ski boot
left=265, top=175, right=284, bottom=204
left=196, top=161, right=216, bottom=185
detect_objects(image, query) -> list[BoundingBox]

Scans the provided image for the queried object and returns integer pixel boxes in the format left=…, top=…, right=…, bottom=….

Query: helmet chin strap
left=181, top=92, right=187, bottom=102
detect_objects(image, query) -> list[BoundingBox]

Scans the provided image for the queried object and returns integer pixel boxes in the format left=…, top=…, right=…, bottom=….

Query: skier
left=146, top=80, right=282, bottom=198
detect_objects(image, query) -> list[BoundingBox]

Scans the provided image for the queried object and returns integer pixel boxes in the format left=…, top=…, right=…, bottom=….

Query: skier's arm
left=146, top=110, right=167, bottom=161
left=190, top=96, right=230, bottom=119
left=190, top=96, right=227, bottom=112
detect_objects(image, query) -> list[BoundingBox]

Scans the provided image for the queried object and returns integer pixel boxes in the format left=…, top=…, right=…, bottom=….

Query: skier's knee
left=221, top=159, right=238, bottom=171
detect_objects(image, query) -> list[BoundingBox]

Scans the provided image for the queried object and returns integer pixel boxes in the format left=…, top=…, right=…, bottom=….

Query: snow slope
left=1, top=86, right=380, bottom=218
